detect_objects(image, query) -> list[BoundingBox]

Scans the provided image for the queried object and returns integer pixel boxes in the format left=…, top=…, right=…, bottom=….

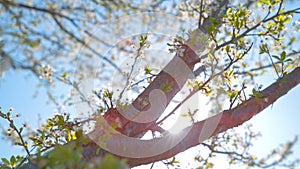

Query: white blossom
left=176, top=47, right=185, bottom=57
left=38, top=64, right=55, bottom=82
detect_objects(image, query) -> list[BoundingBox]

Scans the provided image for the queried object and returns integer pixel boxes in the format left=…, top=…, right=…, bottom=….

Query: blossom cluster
left=38, top=64, right=55, bottom=82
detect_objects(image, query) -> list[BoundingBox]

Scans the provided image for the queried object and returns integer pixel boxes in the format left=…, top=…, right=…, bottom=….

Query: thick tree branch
left=125, top=67, right=300, bottom=167
left=103, top=44, right=199, bottom=137
left=103, top=0, right=231, bottom=138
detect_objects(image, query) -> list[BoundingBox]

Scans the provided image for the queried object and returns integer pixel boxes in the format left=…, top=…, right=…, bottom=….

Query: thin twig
left=198, top=0, right=204, bottom=29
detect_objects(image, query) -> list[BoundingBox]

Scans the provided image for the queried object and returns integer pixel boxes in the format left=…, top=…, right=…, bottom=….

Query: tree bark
left=76, top=67, right=300, bottom=168
left=125, top=67, right=300, bottom=167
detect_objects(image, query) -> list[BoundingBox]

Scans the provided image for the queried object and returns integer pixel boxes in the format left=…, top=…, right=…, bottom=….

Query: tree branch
left=103, top=44, right=199, bottom=137
left=125, top=67, right=300, bottom=167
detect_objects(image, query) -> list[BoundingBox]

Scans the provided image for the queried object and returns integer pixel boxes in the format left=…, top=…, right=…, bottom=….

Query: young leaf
left=10, top=155, right=16, bottom=167
left=280, top=51, right=286, bottom=61
left=1, top=158, right=10, bottom=165
left=272, top=55, right=281, bottom=61
left=144, top=66, right=152, bottom=75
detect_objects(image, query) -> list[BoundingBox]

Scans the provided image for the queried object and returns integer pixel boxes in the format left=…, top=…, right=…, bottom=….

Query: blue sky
left=0, top=70, right=54, bottom=158
left=248, top=72, right=300, bottom=163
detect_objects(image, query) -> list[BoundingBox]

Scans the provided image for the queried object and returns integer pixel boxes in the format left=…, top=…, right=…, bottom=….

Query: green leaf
left=7, top=111, right=10, bottom=117
left=144, top=66, right=152, bottom=75
left=103, top=90, right=113, bottom=99
left=259, top=43, right=268, bottom=54
left=228, top=91, right=237, bottom=99
left=259, top=0, right=279, bottom=5
left=61, top=72, right=68, bottom=78
left=226, top=8, right=233, bottom=17
left=280, top=51, right=286, bottom=60
left=225, top=45, right=230, bottom=53
left=251, top=88, right=263, bottom=98
left=1, top=158, right=10, bottom=165
left=228, top=69, right=234, bottom=76
left=139, top=35, right=147, bottom=47
left=10, top=155, right=16, bottom=167
left=210, top=17, right=220, bottom=27
left=75, top=129, right=83, bottom=138
left=206, top=17, right=221, bottom=35
left=272, top=55, right=281, bottom=61
left=284, top=58, right=293, bottom=62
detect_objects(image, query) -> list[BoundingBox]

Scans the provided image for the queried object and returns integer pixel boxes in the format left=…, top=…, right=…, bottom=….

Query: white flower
left=176, top=47, right=185, bottom=57
left=38, top=64, right=55, bottom=82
